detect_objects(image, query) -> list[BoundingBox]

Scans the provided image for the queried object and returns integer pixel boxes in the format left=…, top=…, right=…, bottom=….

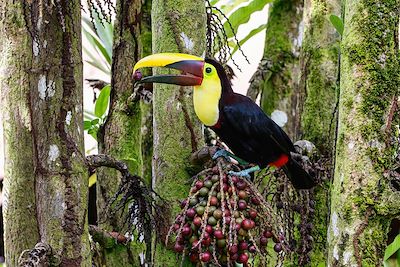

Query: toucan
left=133, top=53, right=316, bottom=189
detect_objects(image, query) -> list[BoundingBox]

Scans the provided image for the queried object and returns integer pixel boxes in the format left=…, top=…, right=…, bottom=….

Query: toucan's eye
left=205, top=67, right=212, bottom=74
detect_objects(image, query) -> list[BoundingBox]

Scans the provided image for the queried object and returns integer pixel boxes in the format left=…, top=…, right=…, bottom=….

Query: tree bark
left=298, top=0, right=340, bottom=264
left=151, top=0, right=206, bottom=264
left=328, top=0, right=400, bottom=266
left=0, top=2, right=40, bottom=265
left=96, top=0, right=153, bottom=265
left=0, top=1, right=90, bottom=266
left=248, top=0, right=341, bottom=265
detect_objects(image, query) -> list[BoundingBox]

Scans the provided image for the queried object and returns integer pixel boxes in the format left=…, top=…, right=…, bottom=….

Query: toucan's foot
left=212, top=149, right=232, bottom=162
left=212, top=149, right=250, bottom=166
left=229, top=166, right=261, bottom=180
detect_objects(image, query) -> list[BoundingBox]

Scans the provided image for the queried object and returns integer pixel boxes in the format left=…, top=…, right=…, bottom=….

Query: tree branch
left=86, top=154, right=142, bottom=184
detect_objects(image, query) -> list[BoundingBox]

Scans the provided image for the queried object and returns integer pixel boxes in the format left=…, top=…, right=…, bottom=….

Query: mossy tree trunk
left=151, top=0, right=206, bottom=265
left=248, top=0, right=340, bottom=265
left=327, top=0, right=400, bottom=266
left=96, top=0, right=153, bottom=265
left=0, top=1, right=90, bottom=266
left=298, top=0, right=341, bottom=264
left=248, top=0, right=304, bottom=138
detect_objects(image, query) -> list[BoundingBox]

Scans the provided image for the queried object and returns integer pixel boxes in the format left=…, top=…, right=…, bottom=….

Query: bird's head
left=133, top=53, right=232, bottom=126
left=133, top=53, right=231, bottom=89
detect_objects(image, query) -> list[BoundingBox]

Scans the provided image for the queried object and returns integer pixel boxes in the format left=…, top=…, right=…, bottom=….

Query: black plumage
left=206, top=58, right=316, bottom=189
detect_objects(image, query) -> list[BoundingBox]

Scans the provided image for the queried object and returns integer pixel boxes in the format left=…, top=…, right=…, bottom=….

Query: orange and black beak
left=133, top=53, right=205, bottom=86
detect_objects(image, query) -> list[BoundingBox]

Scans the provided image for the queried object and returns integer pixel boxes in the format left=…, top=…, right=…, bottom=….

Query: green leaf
left=223, top=0, right=270, bottom=39
left=384, top=234, right=400, bottom=261
left=84, top=110, right=97, bottom=121
left=220, top=0, right=251, bottom=15
left=83, top=28, right=111, bottom=65
left=84, top=120, right=92, bottom=130
left=91, top=118, right=100, bottom=125
left=231, top=23, right=267, bottom=55
left=94, top=85, right=111, bottom=118
left=85, top=59, right=110, bottom=75
left=329, top=14, right=344, bottom=36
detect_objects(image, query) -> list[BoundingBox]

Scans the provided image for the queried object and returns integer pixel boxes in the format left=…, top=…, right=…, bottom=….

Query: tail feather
left=282, top=158, right=316, bottom=189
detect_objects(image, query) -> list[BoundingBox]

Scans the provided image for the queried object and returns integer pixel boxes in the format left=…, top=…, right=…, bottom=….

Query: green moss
left=151, top=0, right=206, bottom=265
left=260, top=0, right=303, bottom=116
left=328, top=0, right=399, bottom=265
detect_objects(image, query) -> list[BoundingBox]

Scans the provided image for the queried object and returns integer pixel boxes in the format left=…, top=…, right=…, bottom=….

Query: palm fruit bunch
left=166, top=162, right=286, bottom=266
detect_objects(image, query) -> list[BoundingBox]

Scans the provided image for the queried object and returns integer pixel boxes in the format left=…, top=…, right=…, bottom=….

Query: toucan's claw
left=212, top=149, right=232, bottom=162
left=228, top=166, right=261, bottom=181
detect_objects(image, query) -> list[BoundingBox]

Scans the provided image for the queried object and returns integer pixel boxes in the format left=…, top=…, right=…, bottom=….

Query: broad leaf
left=84, top=120, right=92, bottom=130
left=384, top=234, right=400, bottom=261
left=83, top=28, right=111, bottom=65
left=220, top=0, right=251, bottom=16
left=223, top=0, right=270, bottom=39
left=329, top=14, right=344, bottom=36
left=91, top=118, right=100, bottom=125
left=94, top=85, right=111, bottom=118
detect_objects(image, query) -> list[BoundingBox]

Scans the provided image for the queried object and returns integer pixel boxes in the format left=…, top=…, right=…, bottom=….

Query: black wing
left=222, top=95, right=295, bottom=158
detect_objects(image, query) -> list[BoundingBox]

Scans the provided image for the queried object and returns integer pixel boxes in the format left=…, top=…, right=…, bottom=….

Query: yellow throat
left=193, top=63, right=222, bottom=126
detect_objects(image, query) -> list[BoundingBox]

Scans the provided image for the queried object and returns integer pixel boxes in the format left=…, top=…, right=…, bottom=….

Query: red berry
left=239, top=241, right=248, bottom=251
left=193, top=217, right=202, bottom=227
left=222, top=183, right=229, bottom=191
left=174, top=242, right=184, bottom=252
left=213, top=229, right=224, bottom=239
left=231, top=176, right=239, bottom=184
left=210, top=196, right=218, bottom=206
left=181, top=226, right=192, bottom=236
left=237, top=180, right=247, bottom=190
left=205, top=225, right=213, bottom=234
left=186, top=208, right=196, bottom=218
left=248, top=209, right=257, bottom=219
left=238, top=200, right=247, bottom=210
left=202, top=237, right=211, bottom=246
left=235, top=223, right=241, bottom=231
left=238, top=253, right=249, bottom=263
left=200, top=251, right=211, bottom=262
left=229, top=244, right=238, bottom=255
left=260, top=236, right=268, bottom=246
left=195, top=180, right=204, bottom=190
left=241, top=219, right=253, bottom=230
left=133, top=70, right=142, bottom=81
left=225, top=216, right=231, bottom=224
left=263, top=230, right=273, bottom=238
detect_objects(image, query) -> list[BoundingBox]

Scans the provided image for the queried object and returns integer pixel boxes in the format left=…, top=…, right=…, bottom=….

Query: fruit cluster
left=167, top=165, right=285, bottom=266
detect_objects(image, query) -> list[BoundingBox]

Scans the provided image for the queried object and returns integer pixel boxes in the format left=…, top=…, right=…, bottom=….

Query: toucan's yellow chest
left=193, top=76, right=222, bottom=126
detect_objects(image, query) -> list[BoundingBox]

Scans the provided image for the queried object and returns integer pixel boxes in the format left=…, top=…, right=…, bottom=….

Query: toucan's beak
left=133, top=53, right=205, bottom=86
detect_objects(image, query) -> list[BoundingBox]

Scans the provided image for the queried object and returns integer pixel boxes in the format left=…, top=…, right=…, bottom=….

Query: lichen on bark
left=1, top=0, right=90, bottom=266
left=328, top=0, right=400, bottom=266
left=151, top=0, right=206, bottom=265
